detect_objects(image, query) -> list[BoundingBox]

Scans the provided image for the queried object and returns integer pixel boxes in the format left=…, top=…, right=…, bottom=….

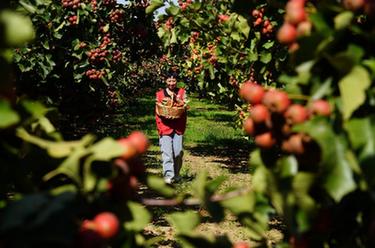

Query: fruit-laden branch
left=141, top=187, right=250, bottom=206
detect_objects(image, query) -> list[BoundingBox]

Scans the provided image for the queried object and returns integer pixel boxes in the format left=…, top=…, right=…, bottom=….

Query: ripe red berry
left=255, top=132, right=276, bottom=149
left=310, top=100, right=331, bottom=117
left=297, top=21, right=312, bottom=37
left=277, top=22, right=297, bottom=44
left=263, top=90, right=291, bottom=113
left=285, top=0, right=307, bottom=25
left=93, top=212, right=120, bottom=239
left=282, top=133, right=305, bottom=154
left=232, top=241, right=250, bottom=248
left=117, top=138, right=137, bottom=160
left=127, top=131, right=149, bottom=154
left=239, top=82, right=265, bottom=104
left=243, top=117, right=255, bottom=135
left=285, top=104, right=309, bottom=124
left=250, top=104, right=270, bottom=124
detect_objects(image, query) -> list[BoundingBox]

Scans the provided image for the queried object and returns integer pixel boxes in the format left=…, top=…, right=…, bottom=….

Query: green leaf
left=167, top=210, right=200, bottom=234
left=192, top=170, right=208, bottom=200
left=334, top=11, right=354, bottom=30
left=339, top=66, right=371, bottom=120
left=328, top=45, right=364, bottom=74
left=89, top=137, right=123, bottom=160
left=0, top=10, right=35, bottom=46
left=19, top=0, right=37, bottom=13
left=230, top=31, right=241, bottom=42
left=22, top=100, right=49, bottom=118
left=292, top=173, right=315, bottom=211
left=294, top=119, right=356, bottom=202
left=145, top=0, right=164, bottom=14
left=166, top=5, right=180, bottom=16
left=310, top=78, right=332, bottom=100
left=363, top=58, right=375, bottom=79
left=276, top=155, right=298, bottom=178
left=0, top=100, right=19, bottom=128
left=170, top=28, right=177, bottom=44
left=262, top=40, right=274, bottom=49
left=236, top=14, right=250, bottom=38
left=309, top=12, right=332, bottom=35
left=221, top=191, right=255, bottom=214
left=345, top=117, right=375, bottom=159
left=125, top=201, right=151, bottom=232
left=146, top=175, right=174, bottom=197
left=259, top=51, right=272, bottom=64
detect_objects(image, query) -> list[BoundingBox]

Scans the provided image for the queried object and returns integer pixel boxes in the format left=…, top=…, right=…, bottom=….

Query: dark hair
left=164, top=71, right=178, bottom=79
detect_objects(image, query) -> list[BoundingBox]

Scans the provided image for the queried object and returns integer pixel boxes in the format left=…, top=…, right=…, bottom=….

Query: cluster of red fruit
left=240, top=82, right=331, bottom=164
left=277, top=0, right=312, bottom=51
left=165, top=17, right=174, bottom=30
left=85, top=68, right=106, bottom=79
left=110, top=131, right=150, bottom=200
left=232, top=242, right=250, bottom=248
left=190, top=31, right=200, bottom=44
left=68, top=15, right=78, bottom=25
left=178, top=0, right=192, bottom=11
left=103, top=0, right=116, bottom=6
left=112, top=50, right=122, bottom=63
left=109, top=9, right=124, bottom=23
left=206, top=43, right=218, bottom=65
left=100, top=34, right=111, bottom=48
left=88, top=48, right=109, bottom=63
left=90, top=0, right=97, bottom=11
left=61, top=0, right=81, bottom=9
left=252, top=8, right=273, bottom=35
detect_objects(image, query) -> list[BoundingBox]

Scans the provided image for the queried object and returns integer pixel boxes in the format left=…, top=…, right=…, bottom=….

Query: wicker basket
left=156, top=102, right=186, bottom=119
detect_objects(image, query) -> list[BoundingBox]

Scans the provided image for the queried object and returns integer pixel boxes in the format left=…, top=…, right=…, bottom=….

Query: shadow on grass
left=187, top=137, right=255, bottom=174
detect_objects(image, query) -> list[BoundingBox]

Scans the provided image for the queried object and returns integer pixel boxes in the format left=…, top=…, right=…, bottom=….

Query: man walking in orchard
left=155, top=72, right=188, bottom=184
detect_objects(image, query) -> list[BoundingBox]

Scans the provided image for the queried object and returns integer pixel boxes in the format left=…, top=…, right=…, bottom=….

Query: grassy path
left=120, top=93, right=280, bottom=247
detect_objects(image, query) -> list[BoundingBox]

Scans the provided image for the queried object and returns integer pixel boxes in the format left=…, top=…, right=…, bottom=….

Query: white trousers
left=159, top=132, right=183, bottom=179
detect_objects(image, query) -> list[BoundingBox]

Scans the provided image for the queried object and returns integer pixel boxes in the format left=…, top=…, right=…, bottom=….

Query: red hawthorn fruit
left=250, top=104, right=270, bottom=124
left=310, top=99, right=331, bottom=117
left=243, top=117, right=255, bottom=136
left=218, top=14, right=230, bottom=22
left=93, top=212, right=120, bottom=239
left=297, top=21, right=312, bottom=37
left=255, top=132, right=276, bottom=149
left=285, top=1, right=306, bottom=25
left=283, top=133, right=305, bottom=154
left=254, top=17, right=262, bottom=26
left=263, top=90, right=291, bottom=113
left=239, top=82, right=265, bottom=104
left=277, top=22, right=297, bottom=44
left=117, top=138, right=138, bottom=160
left=287, top=0, right=306, bottom=9
left=252, top=9, right=260, bottom=18
left=232, top=241, right=250, bottom=248
left=343, top=0, right=365, bottom=11
left=127, top=131, right=150, bottom=154
left=285, top=104, right=309, bottom=124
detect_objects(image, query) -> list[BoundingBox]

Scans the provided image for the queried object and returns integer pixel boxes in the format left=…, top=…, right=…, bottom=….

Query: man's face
left=166, top=77, right=177, bottom=90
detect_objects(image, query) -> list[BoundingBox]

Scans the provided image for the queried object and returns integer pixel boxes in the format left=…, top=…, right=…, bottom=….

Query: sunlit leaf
left=339, top=66, right=371, bottom=120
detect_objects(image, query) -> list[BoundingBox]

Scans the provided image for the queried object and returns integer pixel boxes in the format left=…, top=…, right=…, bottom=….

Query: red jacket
left=155, top=88, right=187, bottom=136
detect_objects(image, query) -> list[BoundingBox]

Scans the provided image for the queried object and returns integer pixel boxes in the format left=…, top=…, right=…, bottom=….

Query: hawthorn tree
left=13, top=0, right=162, bottom=138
